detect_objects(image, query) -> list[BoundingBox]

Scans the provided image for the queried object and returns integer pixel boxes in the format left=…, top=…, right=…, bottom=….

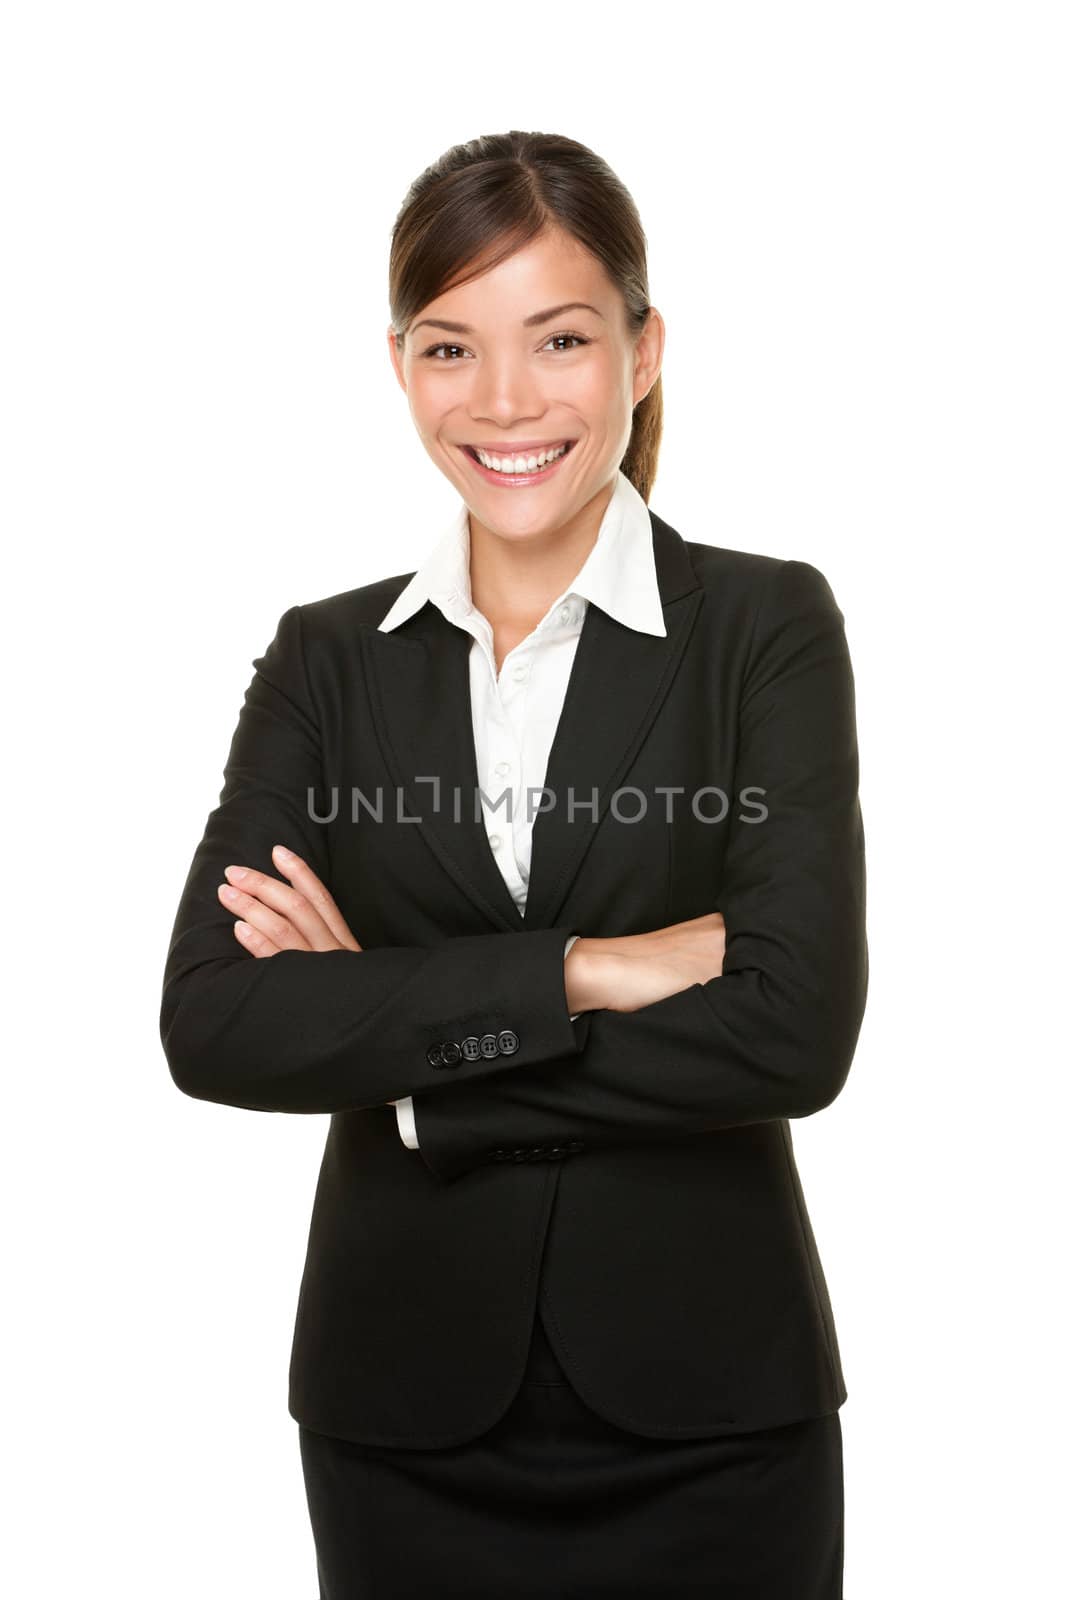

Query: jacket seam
left=738, top=557, right=793, bottom=712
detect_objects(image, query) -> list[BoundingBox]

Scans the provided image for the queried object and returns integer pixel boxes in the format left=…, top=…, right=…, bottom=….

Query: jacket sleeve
left=411, top=559, right=869, bottom=1182
left=159, top=604, right=583, bottom=1114
left=393, top=935, right=586, bottom=1150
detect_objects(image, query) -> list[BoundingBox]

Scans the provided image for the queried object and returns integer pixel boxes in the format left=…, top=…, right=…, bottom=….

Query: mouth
left=460, top=438, right=578, bottom=487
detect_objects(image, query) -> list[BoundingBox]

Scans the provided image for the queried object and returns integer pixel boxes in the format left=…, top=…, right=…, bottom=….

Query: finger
left=233, top=918, right=283, bottom=958
left=217, top=880, right=313, bottom=951
left=269, top=845, right=362, bottom=951
left=220, top=863, right=336, bottom=951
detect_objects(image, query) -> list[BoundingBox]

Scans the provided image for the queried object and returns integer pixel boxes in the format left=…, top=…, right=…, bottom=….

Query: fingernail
left=225, top=865, right=247, bottom=881
left=220, top=884, right=238, bottom=902
left=274, top=845, right=292, bottom=860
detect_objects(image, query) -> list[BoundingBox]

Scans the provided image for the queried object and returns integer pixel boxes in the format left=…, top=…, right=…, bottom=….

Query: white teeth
left=473, top=442, right=570, bottom=474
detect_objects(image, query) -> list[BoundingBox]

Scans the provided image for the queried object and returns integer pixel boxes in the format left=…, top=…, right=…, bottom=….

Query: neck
left=467, top=478, right=613, bottom=634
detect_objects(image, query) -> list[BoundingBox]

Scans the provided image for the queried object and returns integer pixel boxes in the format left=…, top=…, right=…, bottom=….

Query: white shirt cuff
left=565, top=933, right=583, bottom=1022
left=394, top=1096, right=419, bottom=1149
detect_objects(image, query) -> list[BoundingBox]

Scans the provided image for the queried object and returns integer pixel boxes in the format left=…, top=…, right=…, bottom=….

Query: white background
left=3, top=2, right=1063, bottom=1594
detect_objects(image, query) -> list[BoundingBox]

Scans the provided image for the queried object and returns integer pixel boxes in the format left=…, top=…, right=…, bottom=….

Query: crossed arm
left=161, top=560, right=866, bottom=1182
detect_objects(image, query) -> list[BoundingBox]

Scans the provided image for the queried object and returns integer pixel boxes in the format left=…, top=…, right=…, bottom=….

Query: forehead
left=421, top=231, right=617, bottom=326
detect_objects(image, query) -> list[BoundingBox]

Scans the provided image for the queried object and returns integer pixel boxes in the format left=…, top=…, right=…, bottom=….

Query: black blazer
left=160, top=507, right=868, bottom=1449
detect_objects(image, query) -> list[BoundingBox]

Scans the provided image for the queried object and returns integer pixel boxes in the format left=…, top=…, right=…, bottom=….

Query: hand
left=219, top=850, right=402, bottom=1108
left=567, top=913, right=726, bottom=1015
left=217, top=844, right=362, bottom=957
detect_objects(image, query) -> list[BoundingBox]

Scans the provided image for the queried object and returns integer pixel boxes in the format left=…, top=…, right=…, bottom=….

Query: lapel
left=360, top=510, right=704, bottom=934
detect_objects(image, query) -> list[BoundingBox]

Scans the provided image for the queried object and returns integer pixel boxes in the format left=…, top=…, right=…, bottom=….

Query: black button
left=426, top=1043, right=445, bottom=1068
left=440, top=1040, right=461, bottom=1066
left=460, top=1035, right=482, bottom=1061
left=486, top=1142, right=584, bottom=1164
left=497, top=1028, right=519, bottom=1055
left=479, top=1033, right=500, bottom=1059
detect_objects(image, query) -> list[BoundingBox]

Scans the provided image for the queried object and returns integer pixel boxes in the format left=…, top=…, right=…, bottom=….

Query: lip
left=465, top=439, right=574, bottom=453
left=460, top=438, right=578, bottom=488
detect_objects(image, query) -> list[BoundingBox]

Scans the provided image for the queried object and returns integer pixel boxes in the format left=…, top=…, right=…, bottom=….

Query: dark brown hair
left=389, top=130, right=663, bottom=504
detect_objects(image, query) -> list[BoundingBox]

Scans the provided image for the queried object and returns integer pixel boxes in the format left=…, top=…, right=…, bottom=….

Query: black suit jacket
left=159, top=508, right=868, bottom=1448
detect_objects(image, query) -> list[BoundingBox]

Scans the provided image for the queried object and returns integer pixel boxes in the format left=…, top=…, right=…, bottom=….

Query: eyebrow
left=409, top=301, right=605, bottom=339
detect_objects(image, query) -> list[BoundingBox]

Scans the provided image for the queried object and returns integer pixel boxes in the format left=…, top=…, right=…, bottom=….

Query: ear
left=387, top=326, right=407, bottom=394
left=632, top=306, right=666, bottom=407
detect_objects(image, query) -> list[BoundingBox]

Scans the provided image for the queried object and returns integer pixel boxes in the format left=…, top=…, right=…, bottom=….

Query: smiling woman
left=387, top=156, right=665, bottom=558
left=161, top=127, right=863, bottom=1600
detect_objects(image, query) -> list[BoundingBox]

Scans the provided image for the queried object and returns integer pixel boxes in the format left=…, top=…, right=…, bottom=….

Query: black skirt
left=298, top=1306, right=844, bottom=1599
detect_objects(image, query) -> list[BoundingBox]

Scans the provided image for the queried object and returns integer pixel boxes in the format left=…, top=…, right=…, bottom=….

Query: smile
left=461, top=439, right=578, bottom=486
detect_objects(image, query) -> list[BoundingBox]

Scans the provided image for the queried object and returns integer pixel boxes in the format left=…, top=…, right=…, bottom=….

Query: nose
left=468, top=354, right=547, bottom=429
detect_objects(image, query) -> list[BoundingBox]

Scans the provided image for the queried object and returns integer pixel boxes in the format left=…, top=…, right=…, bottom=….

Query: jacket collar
left=362, top=489, right=704, bottom=933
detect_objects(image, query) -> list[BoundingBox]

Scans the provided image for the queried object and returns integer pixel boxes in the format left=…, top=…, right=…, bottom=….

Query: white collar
left=377, top=468, right=666, bottom=637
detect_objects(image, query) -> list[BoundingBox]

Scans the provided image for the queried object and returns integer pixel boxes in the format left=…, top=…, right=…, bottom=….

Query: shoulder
left=671, top=538, right=850, bottom=702
left=653, top=504, right=842, bottom=628
left=683, top=536, right=784, bottom=597
left=650, top=506, right=834, bottom=609
left=288, top=570, right=417, bottom=637
left=248, top=572, right=418, bottom=694
left=685, top=538, right=836, bottom=607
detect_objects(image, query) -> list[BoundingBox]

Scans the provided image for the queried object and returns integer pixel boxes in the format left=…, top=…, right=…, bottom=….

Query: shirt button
left=559, top=605, right=571, bottom=624
left=512, top=664, right=528, bottom=681
left=488, top=833, right=501, bottom=850
left=495, top=760, right=510, bottom=777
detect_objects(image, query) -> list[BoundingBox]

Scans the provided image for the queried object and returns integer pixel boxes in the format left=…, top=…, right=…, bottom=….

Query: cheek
left=567, top=356, right=630, bottom=429
left=407, top=371, right=455, bottom=432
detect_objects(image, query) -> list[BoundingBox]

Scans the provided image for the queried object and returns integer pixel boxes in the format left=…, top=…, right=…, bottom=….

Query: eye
left=421, top=343, right=472, bottom=362
left=543, top=332, right=588, bottom=353
left=419, top=332, right=590, bottom=361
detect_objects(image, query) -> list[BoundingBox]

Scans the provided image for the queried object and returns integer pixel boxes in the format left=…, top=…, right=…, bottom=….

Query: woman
left=161, top=130, right=867, bottom=1598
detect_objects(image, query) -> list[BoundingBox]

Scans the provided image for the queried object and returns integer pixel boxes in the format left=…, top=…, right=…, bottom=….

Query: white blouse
left=376, top=468, right=667, bottom=1148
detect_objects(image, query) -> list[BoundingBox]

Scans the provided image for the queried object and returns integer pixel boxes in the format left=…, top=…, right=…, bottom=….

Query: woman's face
left=389, top=228, right=664, bottom=542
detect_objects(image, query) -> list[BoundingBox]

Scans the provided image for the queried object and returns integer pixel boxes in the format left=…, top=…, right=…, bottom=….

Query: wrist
left=565, top=938, right=614, bottom=1013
